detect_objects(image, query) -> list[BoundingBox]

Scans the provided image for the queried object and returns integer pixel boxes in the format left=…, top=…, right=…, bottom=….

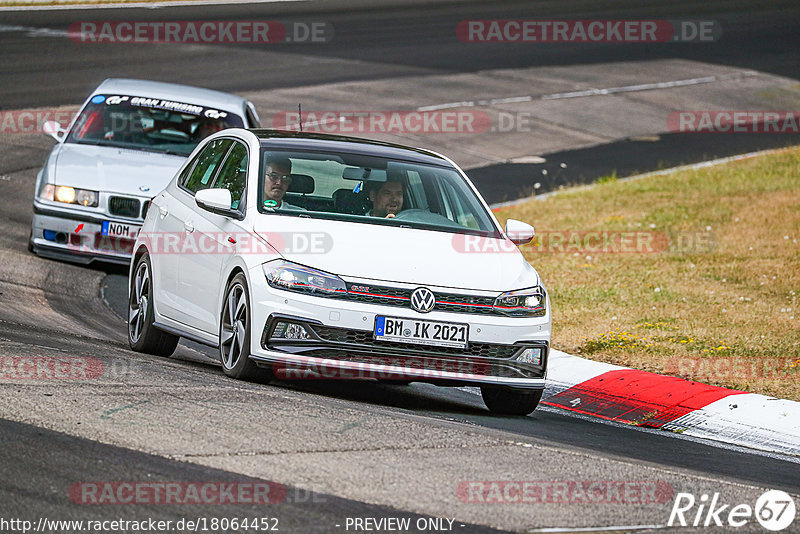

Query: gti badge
left=139, top=185, right=150, bottom=192
left=410, top=287, right=435, bottom=313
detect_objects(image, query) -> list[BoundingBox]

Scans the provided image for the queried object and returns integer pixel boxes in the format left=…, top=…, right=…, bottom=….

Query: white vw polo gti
left=128, top=129, right=550, bottom=415
left=31, top=78, right=260, bottom=264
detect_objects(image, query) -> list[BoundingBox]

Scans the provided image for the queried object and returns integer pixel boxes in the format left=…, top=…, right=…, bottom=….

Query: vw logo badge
left=410, top=287, right=435, bottom=313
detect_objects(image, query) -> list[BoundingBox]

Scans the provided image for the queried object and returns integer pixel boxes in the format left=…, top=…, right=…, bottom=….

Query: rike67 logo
left=668, top=490, right=796, bottom=531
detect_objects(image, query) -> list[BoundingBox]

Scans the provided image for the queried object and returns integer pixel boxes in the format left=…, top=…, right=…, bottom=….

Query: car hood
left=52, top=142, right=185, bottom=195
left=253, top=215, right=540, bottom=292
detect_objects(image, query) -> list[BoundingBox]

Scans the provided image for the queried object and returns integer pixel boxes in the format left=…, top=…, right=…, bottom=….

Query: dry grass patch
left=497, top=147, right=800, bottom=400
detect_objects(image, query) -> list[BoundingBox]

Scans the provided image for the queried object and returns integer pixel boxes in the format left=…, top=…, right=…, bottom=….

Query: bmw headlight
left=39, top=183, right=99, bottom=207
left=493, top=286, right=547, bottom=317
left=263, top=260, right=347, bottom=296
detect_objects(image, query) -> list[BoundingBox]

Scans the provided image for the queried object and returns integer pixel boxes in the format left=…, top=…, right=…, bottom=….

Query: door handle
left=183, top=221, right=194, bottom=233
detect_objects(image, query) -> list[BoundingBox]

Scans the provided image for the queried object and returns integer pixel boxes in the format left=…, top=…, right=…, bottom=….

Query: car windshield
left=65, top=94, right=244, bottom=156
left=257, top=148, right=500, bottom=237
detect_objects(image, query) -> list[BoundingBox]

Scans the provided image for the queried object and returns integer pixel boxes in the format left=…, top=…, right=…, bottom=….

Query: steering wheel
left=391, top=209, right=464, bottom=228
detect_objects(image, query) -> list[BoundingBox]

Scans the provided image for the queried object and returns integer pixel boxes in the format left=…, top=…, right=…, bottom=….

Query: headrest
left=288, top=173, right=314, bottom=194
left=333, top=188, right=369, bottom=215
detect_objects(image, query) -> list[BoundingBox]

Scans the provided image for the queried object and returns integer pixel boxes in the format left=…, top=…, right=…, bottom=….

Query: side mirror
left=195, top=188, right=241, bottom=219
left=42, top=121, right=66, bottom=142
left=505, top=219, right=535, bottom=245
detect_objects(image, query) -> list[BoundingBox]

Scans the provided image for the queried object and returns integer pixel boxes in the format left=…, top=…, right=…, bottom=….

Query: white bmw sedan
left=31, top=78, right=260, bottom=264
left=128, top=129, right=550, bottom=415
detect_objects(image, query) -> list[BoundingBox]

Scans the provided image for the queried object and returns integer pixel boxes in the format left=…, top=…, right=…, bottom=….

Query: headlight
left=493, top=286, right=546, bottom=317
left=263, top=260, right=347, bottom=296
left=39, top=183, right=99, bottom=207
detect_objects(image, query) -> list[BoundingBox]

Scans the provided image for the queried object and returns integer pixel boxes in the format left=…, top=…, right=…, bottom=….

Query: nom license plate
left=374, top=316, right=468, bottom=349
left=101, top=221, right=139, bottom=239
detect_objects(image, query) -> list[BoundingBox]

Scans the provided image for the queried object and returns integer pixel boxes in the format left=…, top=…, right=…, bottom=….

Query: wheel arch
left=218, top=264, right=249, bottom=317
left=129, top=244, right=150, bottom=297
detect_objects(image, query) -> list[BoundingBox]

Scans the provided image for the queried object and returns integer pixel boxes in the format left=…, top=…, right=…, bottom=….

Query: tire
left=128, top=253, right=179, bottom=356
left=27, top=229, right=34, bottom=253
left=481, top=387, right=542, bottom=416
left=219, top=273, right=270, bottom=381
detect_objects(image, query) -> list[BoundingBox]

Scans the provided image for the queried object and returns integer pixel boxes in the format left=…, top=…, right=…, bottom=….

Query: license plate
left=374, top=316, right=468, bottom=349
left=101, top=221, right=139, bottom=239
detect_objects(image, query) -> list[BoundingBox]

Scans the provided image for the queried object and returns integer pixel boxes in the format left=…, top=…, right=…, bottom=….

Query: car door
left=177, top=140, right=249, bottom=335
left=151, top=152, right=202, bottom=319
left=161, top=138, right=232, bottom=327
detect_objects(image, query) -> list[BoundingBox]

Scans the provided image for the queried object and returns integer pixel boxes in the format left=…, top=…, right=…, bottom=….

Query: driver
left=194, top=118, right=225, bottom=140
left=367, top=179, right=404, bottom=218
left=263, top=154, right=305, bottom=211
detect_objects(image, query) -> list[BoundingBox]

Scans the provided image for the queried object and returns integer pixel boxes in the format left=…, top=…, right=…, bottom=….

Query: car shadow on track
left=270, top=378, right=491, bottom=416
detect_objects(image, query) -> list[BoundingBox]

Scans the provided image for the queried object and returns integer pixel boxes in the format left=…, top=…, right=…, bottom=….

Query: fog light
left=517, top=348, right=542, bottom=365
left=272, top=321, right=310, bottom=340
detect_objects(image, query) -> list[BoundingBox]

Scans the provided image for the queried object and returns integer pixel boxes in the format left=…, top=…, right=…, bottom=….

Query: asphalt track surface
left=1, top=0, right=800, bottom=532
left=1, top=0, right=799, bottom=108
left=2, top=0, right=799, bottom=201
left=90, top=272, right=800, bottom=495
left=0, top=418, right=503, bottom=533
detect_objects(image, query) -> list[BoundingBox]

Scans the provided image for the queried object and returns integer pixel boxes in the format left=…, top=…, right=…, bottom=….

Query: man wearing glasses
left=262, top=155, right=305, bottom=211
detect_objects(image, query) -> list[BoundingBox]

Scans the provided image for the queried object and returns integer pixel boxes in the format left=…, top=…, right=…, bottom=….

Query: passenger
left=263, top=155, right=305, bottom=211
left=367, top=179, right=404, bottom=218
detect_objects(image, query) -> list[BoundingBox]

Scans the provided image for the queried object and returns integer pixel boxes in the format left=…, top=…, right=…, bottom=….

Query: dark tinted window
left=213, top=142, right=248, bottom=210
left=183, top=139, right=232, bottom=194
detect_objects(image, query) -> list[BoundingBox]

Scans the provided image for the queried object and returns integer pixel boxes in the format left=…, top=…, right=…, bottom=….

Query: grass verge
left=496, top=147, right=800, bottom=401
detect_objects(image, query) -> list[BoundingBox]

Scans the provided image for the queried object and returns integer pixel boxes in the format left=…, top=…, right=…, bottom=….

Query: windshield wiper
left=75, top=139, right=120, bottom=148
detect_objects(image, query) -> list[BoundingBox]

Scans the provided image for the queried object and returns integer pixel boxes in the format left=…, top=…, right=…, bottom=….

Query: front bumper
left=31, top=202, right=141, bottom=265
left=249, top=277, right=551, bottom=389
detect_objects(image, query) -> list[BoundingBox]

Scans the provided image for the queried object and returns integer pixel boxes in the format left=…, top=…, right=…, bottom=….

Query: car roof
left=252, top=129, right=450, bottom=166
left=93, top=78, right=248, bottom=115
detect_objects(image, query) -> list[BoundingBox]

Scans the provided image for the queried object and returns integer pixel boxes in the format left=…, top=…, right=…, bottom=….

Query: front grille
left=141, top=200, right=151, bottom=219
left=313, top=324, right=522, bottom=359
left=342, top=283, right=499, bottom=316
left=263, top=319, right=547, bottom=380
left=108, top=196, right=141, bottom=218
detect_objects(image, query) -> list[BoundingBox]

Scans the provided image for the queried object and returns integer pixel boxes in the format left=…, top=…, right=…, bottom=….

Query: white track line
left=528, top=526, right=667, bottom=533
left=0, top=0, right=305, bottom=12
left=417, top=72, right=759, bottom=112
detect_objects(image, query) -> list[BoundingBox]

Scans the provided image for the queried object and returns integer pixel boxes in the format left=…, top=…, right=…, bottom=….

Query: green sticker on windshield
left=263, top=199, right=278, bottom=208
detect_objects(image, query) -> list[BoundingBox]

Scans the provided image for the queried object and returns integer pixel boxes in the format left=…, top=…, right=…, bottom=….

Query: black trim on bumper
left=261, top=314, right=547, bottom=380
left=33, top=204, right=107, bottom=225
left=33, top=203, right=143, bottom=225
